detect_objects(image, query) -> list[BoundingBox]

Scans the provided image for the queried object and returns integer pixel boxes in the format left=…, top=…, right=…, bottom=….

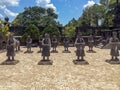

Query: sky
left=0, top=0, right=100, bottom=25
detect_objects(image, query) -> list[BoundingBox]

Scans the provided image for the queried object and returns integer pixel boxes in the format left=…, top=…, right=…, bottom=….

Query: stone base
left=51, top=50, right=58, bottom=53
left=106, top=59, right=120, bottom=64
left=15, top=50, right=23, bottom=53
left=87, top=50, right=96, bottom=53
left=73, top=59, right=89, bottom=65
left=62, top=50, right=71, bottom=53
left=37, top=51, right=42, bottom=53
left=38, top=60, right=53, bottom=65
left=24, top=51, right=33, bottom=53
left=0, top=50, right=6, bottom=53
left=1, top=60, right=19, bottom=65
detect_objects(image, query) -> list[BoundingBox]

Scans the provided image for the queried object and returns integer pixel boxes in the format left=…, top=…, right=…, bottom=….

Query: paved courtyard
left=0, top=46, right=120, bottom=90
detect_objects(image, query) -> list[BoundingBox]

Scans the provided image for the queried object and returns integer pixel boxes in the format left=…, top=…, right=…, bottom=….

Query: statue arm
left=109, top=38, right=112, bottom=43
left=30, top=39, right=32, bottom=43
left=42, top=39, right=45, bottom=45
left=55, top=38, right=58, bottom=43
left=49, top=39, right=51, bottom=47
left=26, top=39, right=28, bottom=43
left=75, top=38, right=78, bottom=45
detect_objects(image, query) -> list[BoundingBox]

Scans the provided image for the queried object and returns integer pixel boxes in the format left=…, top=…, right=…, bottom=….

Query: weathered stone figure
left=0, top=31, right=3, bottom=49
left=109, top=32, right=119, bottom=60
left=26, top=35, right=32, bottom=52
left=75, top=33, right=85, bottom=60
left=88, top=35, right=94, bottom=51
left=63, top=36, right=69, bottom=51
left=14, top=38, right=20, bottom=51
left=118, top=31, right=120, bottom=40
left=39, top=35, right=43, bottom=52
left=42, top=33, right=51, bottom=60
left=51, top=35, right=58, bottom=52
left=6, top=34, right=15, bottom=61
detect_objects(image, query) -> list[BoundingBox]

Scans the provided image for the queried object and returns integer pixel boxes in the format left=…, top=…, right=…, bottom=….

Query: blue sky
left=0, top=0, right=100, bottom=25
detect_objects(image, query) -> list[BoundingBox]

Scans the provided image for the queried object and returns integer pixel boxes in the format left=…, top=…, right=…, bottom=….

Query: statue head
left=53, top=35, right=56, bottom=38
left=112, top=32, right=117, bottom=38
left=77, top=32, right=82, bottom=38
left=8, top=33, right=14, bottom=40
left=27, top=35, right=30, bottom=38
left=39, top=35, right=42, bottom=39
left=90, top=34, right=92, bottom=37
left=45, top=33, right=49, bottom=38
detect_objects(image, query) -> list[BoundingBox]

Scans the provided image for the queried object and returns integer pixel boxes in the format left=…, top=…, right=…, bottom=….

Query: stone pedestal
left=15, top=50, right=23, bottom=54
left=1, top=60, right=19, bottom=65
left=38, top=60, right=53, bottom=65
left=0, top=50, right=6, bottom=53
left=37, top=51, right=42, bottom=53
left=87, top=50, right=96, bottom=53
left=51, top=50, right=58, bottom=53
left=106, top=59, right=120, bottom=64
left=24, top=51, right=33, bottom=53
left=73, top=59, right=89, bottom=65
left=62, top=50, right=71, bottom=53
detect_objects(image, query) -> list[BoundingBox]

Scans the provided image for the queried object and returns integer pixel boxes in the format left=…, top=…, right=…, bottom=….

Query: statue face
left=90, top=35, right=92, bottom=37
left=78, top=34, right=82, bottom=39
left=112, top=32, right=117, bottom=39
left=9, top=34, right=13, bottom=39
left=53, top=35, right=56, bottom=38
left=113, top=35, right=117, bottom=39
left=28, top=36, right=30, bottom=38
left=45, top=33, right=49, bottom=38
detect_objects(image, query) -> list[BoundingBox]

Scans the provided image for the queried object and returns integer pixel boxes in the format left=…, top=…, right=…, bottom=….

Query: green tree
left=77, top=4, right=105, bottom=27
left=13, top=6, right=61, bottom=27
left=22, top=24, right=40, bottom=42
left=42, top=26, right=60, bottom=38
left=63, top=18, right=77, bottom=37
left=100, top=0, right=117, bottom=27
left=63, top=25, right=75, bottom=37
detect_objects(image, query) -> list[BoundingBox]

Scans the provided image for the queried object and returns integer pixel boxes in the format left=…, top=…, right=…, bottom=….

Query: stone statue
left=0, top=31, right=3, bottom=49
left=6, top=34, right=15, bottom=61
left=118, top=31, right=120, bottom=40
left=26, top=35, right=32, bottom=52
left=51, top=35, right=58, bottom=52
left=42, top=33, right=51, bottom=60
left=75, top=33, right=85, bottom=60
left=14, top=38, right=20, bottom=51
left=39, top=35, right=43, bottom=52
left=63, top=36, right=69, bottom=51
left=1, top=33, right=19, bottom=65
left=88, top=35, right=94, bottom=51
left=109, top=32, right=119, bottom=60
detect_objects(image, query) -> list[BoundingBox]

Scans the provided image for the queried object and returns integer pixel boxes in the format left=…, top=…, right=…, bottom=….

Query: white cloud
left=0, top=13, right=3, bottom=18
left=0, top=5, right=18, bottom=17
left=0, top=0, right=20, bottom=17
left=0, top=0, right=19, bottom=6
left=36, top=0, right=56, bottom=11
left=3, top=7, right=18, bottom=17
left=84, top=0, right=95, bottom=9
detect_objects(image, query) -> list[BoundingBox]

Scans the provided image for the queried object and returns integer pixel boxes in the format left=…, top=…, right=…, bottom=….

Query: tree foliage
left=13, top=6, right=61, bottom=27
left=100, top=0, right=117, bottom=26
left=42, top=26, right=60, bottom=38
left=22, top=24, right=40, bottom=42
left=77, top=4, right=105, bottom=27
left=63, top=18, right=77, bottom=37
left=0, top=19, right=9, bottom=41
